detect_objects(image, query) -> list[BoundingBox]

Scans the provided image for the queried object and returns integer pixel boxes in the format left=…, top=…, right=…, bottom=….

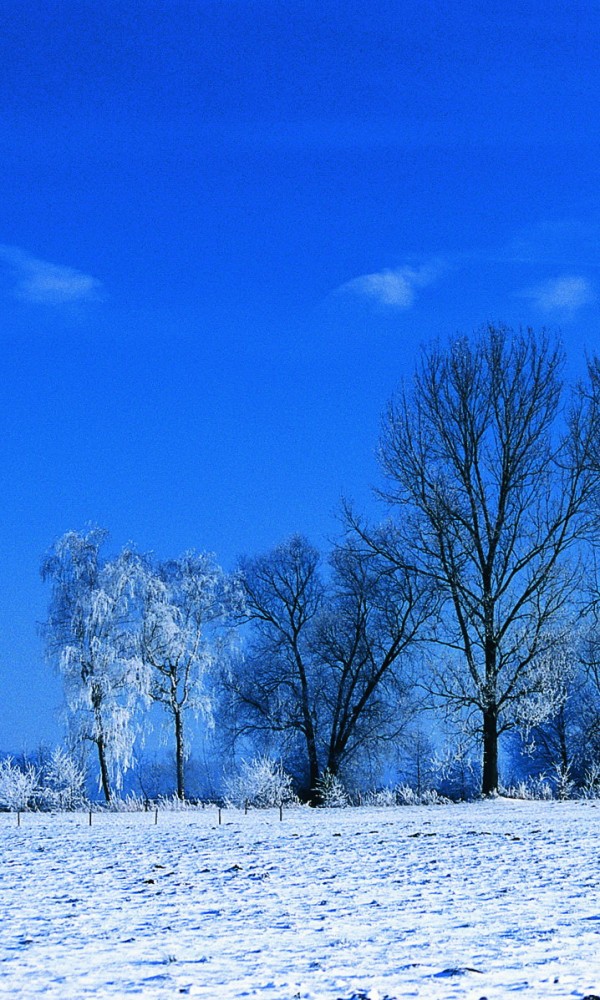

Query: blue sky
left=2, top=0, right=600, bottom=751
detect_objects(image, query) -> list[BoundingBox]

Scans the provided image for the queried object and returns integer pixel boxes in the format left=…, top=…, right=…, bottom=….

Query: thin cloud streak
left=336, top=262, right=441, bottom=309
left=0, top=244, right=103, bottom=305
left=518, top=274, right=596, bottom=314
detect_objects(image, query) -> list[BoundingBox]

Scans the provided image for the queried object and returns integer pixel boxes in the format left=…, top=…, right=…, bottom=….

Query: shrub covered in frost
left=224, top=756, right=298, bottom=808
left=315, top=769, right=349, bottom=807
left=0, top=757, right=38, bottom=811
left=580, top=761, right=600, bottom=798
left=92, top=792, right=202, bottom=812
left=501, top=776, right=553, bottom=800
left=363, top=786, right=398, bottom=807
left=396, top=784, right=449, bottom=806
left=551, top=763, right=575, bottom=800
left=156, top=794, right=207, bottom=811
left=101, top=792, right=149, bottom=812
left=37, top=747, right=87, bottom=810
left=361, top=784, right=450, bottom=806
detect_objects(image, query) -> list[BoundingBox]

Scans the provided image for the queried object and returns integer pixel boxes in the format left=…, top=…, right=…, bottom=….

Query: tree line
left=40, top=326, right=600, bottom=802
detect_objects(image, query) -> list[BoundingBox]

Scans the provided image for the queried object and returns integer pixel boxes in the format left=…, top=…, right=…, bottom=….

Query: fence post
left=89, top=810, right=92, bottom=826
left=279, top=803, right=283, bottom=822
left=154, top=809, right=158, bottom=825
left=218, top=807, right=222, bottom=826
left=17, top=811, right=21, bottom=827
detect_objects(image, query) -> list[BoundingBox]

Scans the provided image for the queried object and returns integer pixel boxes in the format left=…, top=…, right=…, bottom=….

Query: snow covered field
left=2, top=800, right=600, bottom=999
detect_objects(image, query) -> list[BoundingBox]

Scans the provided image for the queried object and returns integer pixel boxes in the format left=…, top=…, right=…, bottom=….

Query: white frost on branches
left=42, top=528, right=148, bottom=799
left=513, top=627, right=580, bottom=737
left=315, top=769, right=350, bottom=807
left=139, top=552, right=226, bottom=723
left=224, top=756, right=298, bottom=808
left=139, top=550, right=241, bottom=798
left=0, top=758, right=38, bottom=811
left=39, top=747, right=87, bottom=810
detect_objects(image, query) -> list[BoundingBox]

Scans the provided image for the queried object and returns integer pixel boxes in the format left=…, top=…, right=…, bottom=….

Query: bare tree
left=228, top=536, right=324, bottom=798
left=368, top=326, right=598, bottom=794
left=314, top=540, right=435, bottom=779
left=226, top=534, right=433, bottom=800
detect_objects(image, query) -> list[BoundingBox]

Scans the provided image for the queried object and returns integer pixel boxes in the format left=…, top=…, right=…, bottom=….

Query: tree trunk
left=557, top=705, right=569, bottom=774
left=295, top=649, right=320, bottom=803
left=482, top=705, right=499, bottom=795
left=174, top=708, right=185, bottom=800
left=482, top=617, right=499, bottom=796
left=325, top=748, right=340, bottom=779
left=306, top=738, right=321, bottom=804
left=97, top=735, right=112, bottom=803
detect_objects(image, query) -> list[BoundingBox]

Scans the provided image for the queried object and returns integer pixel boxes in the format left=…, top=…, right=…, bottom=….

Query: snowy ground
left=1, top=800, right=600, bottom=999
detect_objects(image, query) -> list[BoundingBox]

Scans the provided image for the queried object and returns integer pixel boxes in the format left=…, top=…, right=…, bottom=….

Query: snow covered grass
left=2, top=800, right=600, bottom=999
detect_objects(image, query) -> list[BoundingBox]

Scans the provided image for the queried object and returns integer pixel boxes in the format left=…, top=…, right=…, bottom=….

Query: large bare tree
left=229, top=536, right=324, bottom=798
left=225, top=534, right=433, bottom=800
left=314, top=540, right=435, bottom=779
left=371, top=326, right=598, bottom=794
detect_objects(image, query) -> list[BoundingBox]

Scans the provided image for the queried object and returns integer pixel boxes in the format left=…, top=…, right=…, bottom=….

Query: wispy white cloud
left=519, top=274, right=595, bottom=313
left=336, top=262, right=441, bottom=309
left=0, top=244, right=103, bottom=305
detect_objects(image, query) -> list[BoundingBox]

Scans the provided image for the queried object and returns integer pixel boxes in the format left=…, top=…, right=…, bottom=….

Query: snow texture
left=1, top=800, right=600, bottom=998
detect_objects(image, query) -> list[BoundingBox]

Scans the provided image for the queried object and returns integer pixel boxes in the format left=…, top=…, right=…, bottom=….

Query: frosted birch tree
left=42, top=528, right=146, bottom=801
left=138, top=551, right=233, bottom=799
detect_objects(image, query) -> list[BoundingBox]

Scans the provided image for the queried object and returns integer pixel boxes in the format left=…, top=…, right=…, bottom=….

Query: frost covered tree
left=39, top=747, right=87, bottom=810
left=367, top=326, right=599, bottom=794
left=224, top=756, right=298, bottom=808
left=314, top=769, right=349, bottom=807
left=42, top=528, right=146, bottom=802
left=397, top=726, right=436, bottom=795
left=0, top=757, right=38, bottom=811
left=138, top=551, right=234, bottom=800
left=520, top=625, right=600, bottom=788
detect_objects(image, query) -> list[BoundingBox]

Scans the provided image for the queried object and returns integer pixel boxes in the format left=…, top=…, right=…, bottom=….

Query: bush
left=315, top=769, right=349, bottom=807
left=0, top=757, right=38, bottom=811
left=361, top=784, right=449, bottom=807
left=224, top=756, right=298, bottom=808
left=501, top=776, right=553, bottom=800
left=38, top=747, right=87, bottom=810
left=362, top=786, right=398, bottom=807
left=552, top=763, right=575, bottom=801
left=396, top=784, right=449, bottom=806
left=156, top=794, right=208, bottom=811
left=581, top=761, right=600, bottom=798
left=101, top=792, right=149, bottom=812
